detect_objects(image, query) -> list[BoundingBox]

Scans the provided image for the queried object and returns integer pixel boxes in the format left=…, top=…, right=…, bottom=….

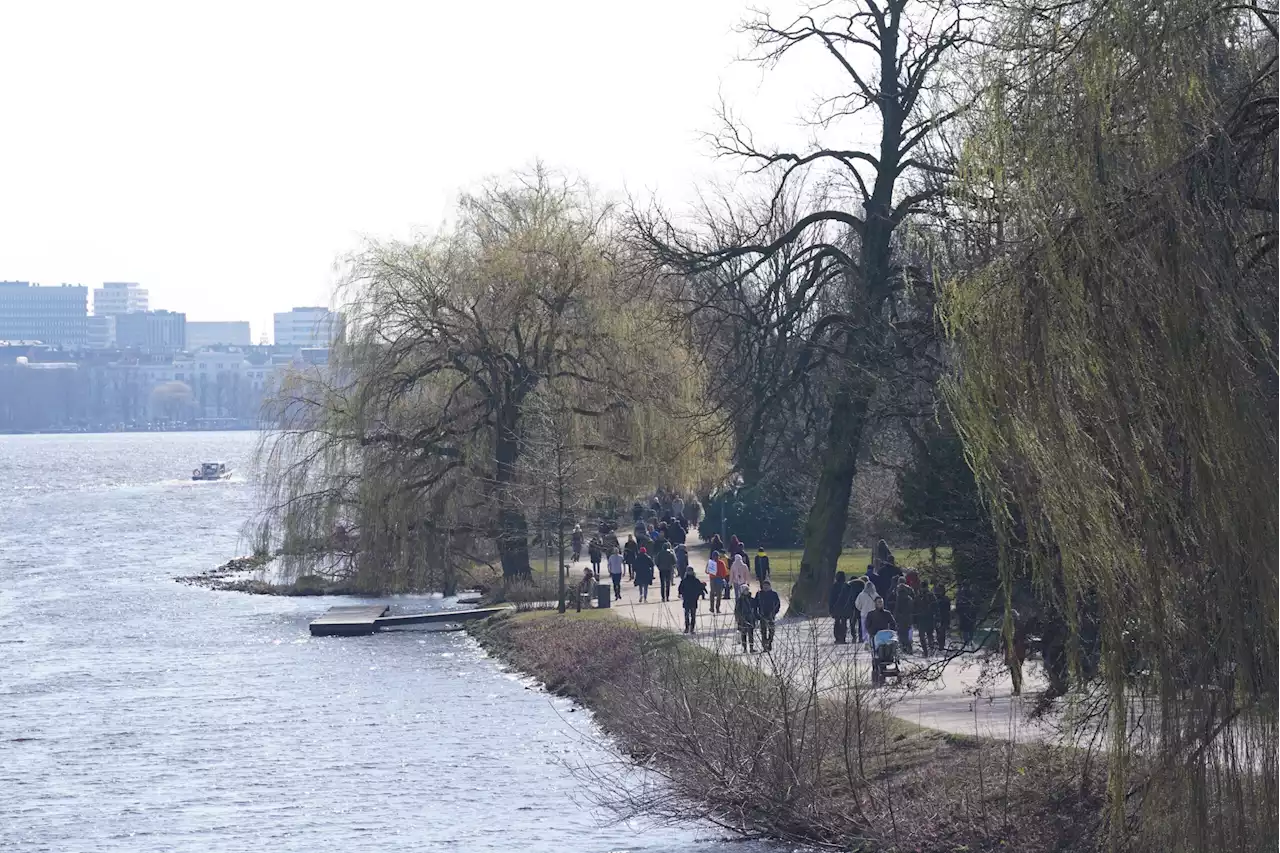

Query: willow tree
left=943, top=0, right=1276, bottom=848
left=257, top=167, right=717, bottom=590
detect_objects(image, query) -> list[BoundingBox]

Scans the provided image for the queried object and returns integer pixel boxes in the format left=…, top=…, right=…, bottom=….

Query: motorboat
left=191, top=461, right=232, bottom=481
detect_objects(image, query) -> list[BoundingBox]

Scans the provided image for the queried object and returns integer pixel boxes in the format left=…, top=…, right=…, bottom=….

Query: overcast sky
left=0, top=1, right=827, bottom=342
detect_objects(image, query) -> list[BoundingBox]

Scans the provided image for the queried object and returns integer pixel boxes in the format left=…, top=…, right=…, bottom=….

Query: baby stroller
left=871, top=629, right=900, bottom=685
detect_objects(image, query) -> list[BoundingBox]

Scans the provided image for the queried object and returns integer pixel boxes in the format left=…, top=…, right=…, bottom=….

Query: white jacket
left=729, top=555, right=750, bottom=588
left=855, top=585, right=879, bottom=616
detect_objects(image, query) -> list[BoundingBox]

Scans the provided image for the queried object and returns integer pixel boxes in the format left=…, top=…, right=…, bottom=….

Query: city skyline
left=0, top=1, right=819, bottom=344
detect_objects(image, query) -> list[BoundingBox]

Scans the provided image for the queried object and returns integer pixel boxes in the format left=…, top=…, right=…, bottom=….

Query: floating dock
left=309, top=604, right=508, bottom=637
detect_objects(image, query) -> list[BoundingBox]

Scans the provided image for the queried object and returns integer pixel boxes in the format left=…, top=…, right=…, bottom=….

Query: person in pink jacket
left=729, top=553, right=751, bottom=594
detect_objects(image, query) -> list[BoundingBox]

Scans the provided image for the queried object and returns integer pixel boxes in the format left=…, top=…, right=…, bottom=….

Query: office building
left=273, top=306, right=340, bottom=348
left=186, top=321, right=252, bottom=349
left=93, top=282, right=149, bottom=317
left=87, top=315, right=117, bottom=349
left=116, top=309, right=186, bottom=353
left=0, top=281, right=89, bottom=348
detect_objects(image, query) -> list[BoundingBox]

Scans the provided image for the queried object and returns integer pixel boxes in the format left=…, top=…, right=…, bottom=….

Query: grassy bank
left=471, top=610, right=1101, bottom=852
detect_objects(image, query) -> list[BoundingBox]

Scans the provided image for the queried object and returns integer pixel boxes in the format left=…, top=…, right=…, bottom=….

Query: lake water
left=0, top=432, right=783, bottom=853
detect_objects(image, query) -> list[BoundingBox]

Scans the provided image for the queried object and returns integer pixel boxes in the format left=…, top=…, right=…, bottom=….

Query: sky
left=0, top=1, right=830, bottom=343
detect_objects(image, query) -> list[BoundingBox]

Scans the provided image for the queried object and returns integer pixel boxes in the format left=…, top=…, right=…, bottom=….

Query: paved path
left=571, top=532, right=1054, bottom=742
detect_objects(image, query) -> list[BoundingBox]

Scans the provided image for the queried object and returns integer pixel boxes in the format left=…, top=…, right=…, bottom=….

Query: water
left=0, top=433, right=781, bottom=853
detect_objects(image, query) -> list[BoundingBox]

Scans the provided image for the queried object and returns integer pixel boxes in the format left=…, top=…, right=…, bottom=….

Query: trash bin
left=595, top=582, right=612, bottom=609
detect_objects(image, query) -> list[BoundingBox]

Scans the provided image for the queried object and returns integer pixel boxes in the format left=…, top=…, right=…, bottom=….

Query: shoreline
left=469, top=610, right=1104, bottom=852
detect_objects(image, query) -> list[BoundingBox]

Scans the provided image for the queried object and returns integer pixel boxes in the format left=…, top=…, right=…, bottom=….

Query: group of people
left=675, top=566, right=780, bottom=652
left=826, top=539, right=980, bottom=655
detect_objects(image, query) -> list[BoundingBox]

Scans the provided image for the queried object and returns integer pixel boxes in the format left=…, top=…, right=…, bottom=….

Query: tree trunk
left=787, top=375, right=876, bottom=615
left=494, top=399, right=532, bottom=579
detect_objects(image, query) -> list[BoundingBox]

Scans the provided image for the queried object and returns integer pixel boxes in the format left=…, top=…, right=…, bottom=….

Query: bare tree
left=634, top=0, right=975, bottom=612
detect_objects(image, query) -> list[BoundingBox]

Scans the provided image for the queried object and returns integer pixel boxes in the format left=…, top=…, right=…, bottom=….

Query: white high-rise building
left=273, top=306, right=341, bottom=348
left=0, top=281, right=89, bottom=348
left=93, top=282, right=149, bottom=317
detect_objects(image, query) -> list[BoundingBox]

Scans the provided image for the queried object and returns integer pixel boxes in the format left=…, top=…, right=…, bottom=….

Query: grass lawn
left=706, top=545, right=953, bottom=588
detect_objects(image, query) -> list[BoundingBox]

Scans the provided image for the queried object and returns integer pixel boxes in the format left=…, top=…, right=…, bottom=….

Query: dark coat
left=677, top=574, right=706, bottom=606
left=935, top=591, right=952, bottom=624
left=675, top=544, right=689, bottom=572
left=756, top=589, right=781, bottom=621
left=893, top=585, right=915, bottom=625
left=623, top=540, right=637, bottom=562
left=866, top=608, right=897, bottom=635
left=735, top=594, right=759, bottom=628
left=633, top=553, right=655, bottom=585
left=754, top=554, right=771, bottom=579
left=655, top=548, right=676, bottom=576
left=829, top=580, right=854, bottom=618
left=848, top=577, right=865, bottom=602
left=587, top=542, right=602, bottom=562
left=915, top=588, right=936, bottom=629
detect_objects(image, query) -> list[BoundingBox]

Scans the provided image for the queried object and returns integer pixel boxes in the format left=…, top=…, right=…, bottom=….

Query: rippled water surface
left=0, top=432, right=779, bottom=853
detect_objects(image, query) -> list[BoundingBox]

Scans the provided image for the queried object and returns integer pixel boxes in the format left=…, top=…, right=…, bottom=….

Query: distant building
left=116, top=309, right=186, bottom=353
left=93, top=282, right=149, bottom=317
left=273, top=306, right=340, bottom=348
left=186, top=320, right=252, bottom=349
left=0, top=281, right=89, bottom=348
left=87, top=315, right=117, bottom=349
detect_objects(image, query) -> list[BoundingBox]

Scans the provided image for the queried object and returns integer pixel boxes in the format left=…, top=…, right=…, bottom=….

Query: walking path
left=569, top=530, right=1054, bottom=742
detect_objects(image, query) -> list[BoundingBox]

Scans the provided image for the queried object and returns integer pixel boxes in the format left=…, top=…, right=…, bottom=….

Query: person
left=705, top=551, right=723, bottom=613
left=708, top=533, right=724, bottom=555
left=905, top=567, right=920, bottom=592
left=623, top=535, right=637, bottom=579
left=956, top=582, right=977, bottom=648
left=634, top=518, right=648, bottom=542
left=674, top=542, right=689, bottom=576
left=655, top=543, right=676, bottom=602
left=756, top=579, right=780, bottom=652
left=753, top=547, right=770, bottom=585
left=855, top=577, right=879, bottom=648
left=847, top=574, right=866, bottom=643
left=576, top=565, right=596, bottom=612
left=735, top=586, right=759, bottom=652
left=915, top=582, right=936, bottom=656
left=571, top=524, right=584, bottom=561
left=728, top=535, right=745, bottom=562
left=865, top=595, right=897, bottom=636
left=715, top=551, right=731, bottom=609
left=867, top=562, right=891, bottom=600
left=611, top=546, right=631, bottom=600
left=632, top=501, right=645, bottom=523
left=671, top=495, right=685, bottom=518
left=828, top=571, right=853, bottom=644
left=893, top=577, right=915, bottom=653
left=933, top=582, right=951, bottom=652
left=729, top=553, right=750, bottom=595
left=587, top=538, right=603, bottom=576
left=633, top=546, right=655, bottom=602
left=678, top=568, right=706, bottom=634
left=873, top=538, right=893, bottom=572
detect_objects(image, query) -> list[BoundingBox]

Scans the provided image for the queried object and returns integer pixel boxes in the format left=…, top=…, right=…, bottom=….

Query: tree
left=150, top=380, right=195, bottom=422
left=256, top=167, right=717, bottom=592
left=635, top=0, right=974, bottom=612
left=942, top=0, right=1276, bottom=846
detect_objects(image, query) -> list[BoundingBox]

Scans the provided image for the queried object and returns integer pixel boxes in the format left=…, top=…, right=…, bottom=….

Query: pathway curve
left=570, top=530, right=1054, bottom=742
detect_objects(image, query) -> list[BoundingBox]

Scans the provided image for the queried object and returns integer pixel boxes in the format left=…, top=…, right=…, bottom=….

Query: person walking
left=753, top=547, right=770, bottom=585
left=674, top=542, right=689, bottom=576
left=671, top=495, right=685, bottom=519
left=571, top=525, right=584, bottom=562
left=715, top=551, right=731, bottom=610
left=588, top=538, right=603, bottom=576
left=933, top=582, right=951, bottom=652
left=855, top=578, right=879, bottom=648
left=915, top=582, right=936, bottom=656
left=610, top=547, right=630, bottom=601
left=894, top=578, right=915, bottom=653
left=678, top=568, right=706, bottom=634
left=705, top=551, right=723, bottom=613
left=756, top=579, right=780, bottom=652
left=729, top=553, right=750, bottom=595
left=847, top=575, right=866, bottom=643
left=655, top=544, right=676, bottom=602
left=735, top=586, right=759, bottom=652
left=865, top=595, right=897, bottom=637
left=623, top=535, right=637, bottom=580
left=828, top=571, right=853, bottom=644
left=708, top=533, right=724, bottom=556
left=633, top=546, right=655, bottom=602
